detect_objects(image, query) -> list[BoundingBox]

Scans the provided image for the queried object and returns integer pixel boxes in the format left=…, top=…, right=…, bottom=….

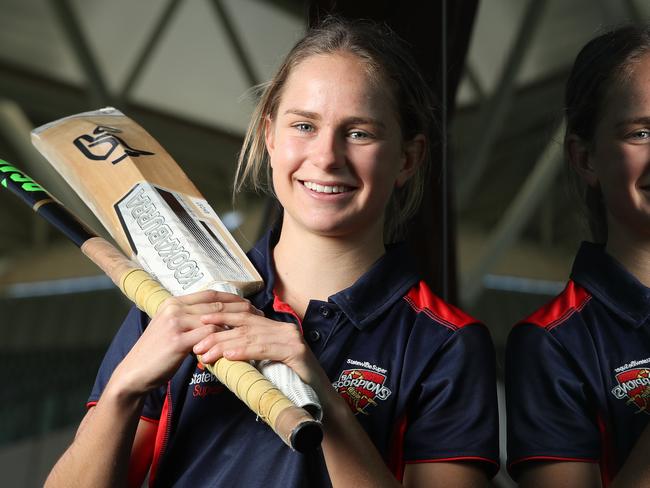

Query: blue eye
left=631, top=129, right=650, bottom=139
left=293, top=123, right=313, bottom=132
left=349, top=130, right=370, bottom=140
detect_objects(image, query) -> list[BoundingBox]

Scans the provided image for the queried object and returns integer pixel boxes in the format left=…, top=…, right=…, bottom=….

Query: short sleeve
left=87, top=306, right=166, bottom=421
left=506, top=323, right=600, bottom=475
left=404, top=324, right=499, bottom=474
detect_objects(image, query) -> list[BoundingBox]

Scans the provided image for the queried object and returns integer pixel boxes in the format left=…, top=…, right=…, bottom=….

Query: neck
left=605, top=219, right=650, bottom=288
left=272, top=219, right=386, bottom=318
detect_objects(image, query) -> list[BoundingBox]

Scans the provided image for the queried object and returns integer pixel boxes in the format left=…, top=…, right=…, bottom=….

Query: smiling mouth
left=302, top=181, right=352, bottom=194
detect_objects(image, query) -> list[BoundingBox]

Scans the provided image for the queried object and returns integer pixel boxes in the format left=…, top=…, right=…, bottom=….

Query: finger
left=199, top=309, right=269, bottom=329
left=194, top=322, right=298, bottom=361
left=198, top=303, right=264, bottom=323
left=181, top=324, right=225, bottom=350
left=150, top=306, right=225, bottom=334
left=221, top=341, right=299, bottom=363
left=176, top=289, right=246, bottom=306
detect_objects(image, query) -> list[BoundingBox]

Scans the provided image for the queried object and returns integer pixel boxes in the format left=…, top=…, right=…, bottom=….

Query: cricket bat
left=0, top=159, right=322, bottom=452
left=28, top=107, right=322, bottom=432
left=30, top=108, right=322, bottom=424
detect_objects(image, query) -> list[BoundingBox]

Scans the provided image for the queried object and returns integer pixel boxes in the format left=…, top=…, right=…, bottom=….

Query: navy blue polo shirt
left=506, top=242, right=650, bottom=485
left=89, top=228, right=499, bottom=486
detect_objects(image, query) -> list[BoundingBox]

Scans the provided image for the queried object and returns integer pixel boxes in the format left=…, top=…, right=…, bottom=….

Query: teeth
left=304, top=181, right=350, bottom=194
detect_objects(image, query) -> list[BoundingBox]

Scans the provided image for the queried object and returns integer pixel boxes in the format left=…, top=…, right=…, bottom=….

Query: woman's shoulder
left=402, top=280, right=483, bottom=332
left=516, top=279, right=592, bottom=332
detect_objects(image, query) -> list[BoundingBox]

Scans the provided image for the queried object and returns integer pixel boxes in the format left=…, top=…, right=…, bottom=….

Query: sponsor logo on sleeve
left=611, top=363, right=650, bottom=414
left=332, top=359, right=392, bottom=415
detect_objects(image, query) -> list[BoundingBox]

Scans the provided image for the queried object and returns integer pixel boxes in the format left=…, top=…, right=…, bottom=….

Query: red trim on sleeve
left=598, top=414, right=616, bottom=487
left=86, top=401, right=97, bottom=409
left=521, top=280, right=591, bottom=330
left=404, top=281, right=478, bottom=330
left=149, top=384, right=172, bottom=486
left=387, top=414, right=408, bottom=481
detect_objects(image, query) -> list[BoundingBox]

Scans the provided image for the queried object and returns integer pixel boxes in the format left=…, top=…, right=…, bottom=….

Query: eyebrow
left=616, top=116, right=650, bottom=128
left=283, top=109, right=386, bottom=129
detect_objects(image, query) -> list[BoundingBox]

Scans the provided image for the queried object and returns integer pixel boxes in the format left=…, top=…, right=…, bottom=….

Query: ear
left=264, top=115, right=275, bottom=164
left=566, top=134, right=599, bottom=187
left=396, top=134, right=426, bottom=188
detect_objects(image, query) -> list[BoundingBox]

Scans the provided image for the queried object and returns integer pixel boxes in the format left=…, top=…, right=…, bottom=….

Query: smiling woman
left=43, top=16, right=499, bottom=488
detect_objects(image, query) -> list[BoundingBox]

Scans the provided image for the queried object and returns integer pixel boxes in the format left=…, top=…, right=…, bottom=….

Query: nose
left=310, top=129, right=344, bottom=170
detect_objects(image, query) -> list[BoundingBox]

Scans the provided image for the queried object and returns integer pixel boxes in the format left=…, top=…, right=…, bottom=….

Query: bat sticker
left=0, top=161, right=45, bottom=192
left=73, top=125, right=154, bottom=165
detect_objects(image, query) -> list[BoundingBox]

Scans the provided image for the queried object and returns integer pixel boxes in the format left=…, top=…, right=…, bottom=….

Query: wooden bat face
left=32, top=108, right=263, bottom=296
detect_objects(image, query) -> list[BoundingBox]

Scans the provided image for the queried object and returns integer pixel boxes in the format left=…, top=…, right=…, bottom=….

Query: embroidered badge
left=611, top=366, right=650, bottom=414
left=333, top=361, right=392, bottom=415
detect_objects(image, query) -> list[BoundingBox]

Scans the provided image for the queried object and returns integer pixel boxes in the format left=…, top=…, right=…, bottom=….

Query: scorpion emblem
left=333, top=368, right=391, bottom=415
left=344, top=371, right=378, bottom=415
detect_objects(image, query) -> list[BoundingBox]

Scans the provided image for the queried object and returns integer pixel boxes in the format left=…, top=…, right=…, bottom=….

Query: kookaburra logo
left=73, top=125, right=154, bottom=164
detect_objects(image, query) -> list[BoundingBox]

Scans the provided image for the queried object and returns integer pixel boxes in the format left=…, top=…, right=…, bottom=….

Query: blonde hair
left=235, top=17, right=437, bottom=242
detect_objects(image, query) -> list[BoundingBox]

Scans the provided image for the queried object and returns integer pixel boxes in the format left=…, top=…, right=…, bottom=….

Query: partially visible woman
left=506, top=24, right=650, bottom=488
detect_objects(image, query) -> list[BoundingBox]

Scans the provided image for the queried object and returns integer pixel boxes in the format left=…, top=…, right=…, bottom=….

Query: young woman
left=45, top=17, right=499, bottom=487
left=506, top=24, right=650, bottom=488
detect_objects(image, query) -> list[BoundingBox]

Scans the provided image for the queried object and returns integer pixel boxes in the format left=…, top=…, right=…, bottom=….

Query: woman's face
left=583, top=53, right=650, bottom=242
left=265, top=52, right=421, bottom=241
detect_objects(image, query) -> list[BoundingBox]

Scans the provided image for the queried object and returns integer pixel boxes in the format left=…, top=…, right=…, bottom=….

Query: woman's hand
left=193, top=308, right=323, bottom=387
left=110, top=290, right=250, bottom=396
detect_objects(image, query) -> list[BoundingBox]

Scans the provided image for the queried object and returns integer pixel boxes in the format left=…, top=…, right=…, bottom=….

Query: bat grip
left=81, top=237, right=322, bottom=451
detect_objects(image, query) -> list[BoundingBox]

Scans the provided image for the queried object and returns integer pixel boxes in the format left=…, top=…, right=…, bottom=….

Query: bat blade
left=31, top=108, right=262, bottom=297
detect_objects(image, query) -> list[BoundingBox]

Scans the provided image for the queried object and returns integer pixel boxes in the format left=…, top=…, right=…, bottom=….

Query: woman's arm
left=44, top=290, right=242, bottom=488
left=516, top=420, right=650, bottom=488
left=403, top=463, right=487, bottom=488
left=517, top=462, right=601, bottom=488
left=44, top=391, right=149, bottom=487
left=610, top=422, right=650, bottom=488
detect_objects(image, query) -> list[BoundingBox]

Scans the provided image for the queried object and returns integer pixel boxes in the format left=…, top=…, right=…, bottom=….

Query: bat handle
left=81, top=237, right=323, bottom=451
left=203, top=357, right=323, bottom=451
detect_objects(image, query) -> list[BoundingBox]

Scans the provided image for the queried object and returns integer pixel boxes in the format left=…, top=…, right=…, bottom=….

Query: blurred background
left=0, top=0, right=649, bottom=485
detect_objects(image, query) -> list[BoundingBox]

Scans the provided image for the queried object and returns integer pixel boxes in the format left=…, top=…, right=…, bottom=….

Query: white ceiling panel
left=0, top=0, right=83, bottom=83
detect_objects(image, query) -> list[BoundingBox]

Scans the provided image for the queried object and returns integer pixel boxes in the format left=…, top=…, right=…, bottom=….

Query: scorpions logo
left=333, top=368, right=391, bottom=415
left=611, top=368, right=650, bottom=414
left=73, top=125, right=154, bottom=164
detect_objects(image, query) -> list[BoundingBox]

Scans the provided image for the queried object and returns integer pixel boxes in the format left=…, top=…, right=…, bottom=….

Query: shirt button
left=307, top=330, right=321, bottom=342
left=319, top=306, right=331, bottom=317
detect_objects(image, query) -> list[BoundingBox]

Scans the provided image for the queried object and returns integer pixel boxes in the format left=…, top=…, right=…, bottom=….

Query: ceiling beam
left=456, top=0, right=549, bottom=210
left=210, top=0, right=261, bottom=87
left=49, top=0, right=113, bottom=106
left=119, top=0, right=183, bottom=102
